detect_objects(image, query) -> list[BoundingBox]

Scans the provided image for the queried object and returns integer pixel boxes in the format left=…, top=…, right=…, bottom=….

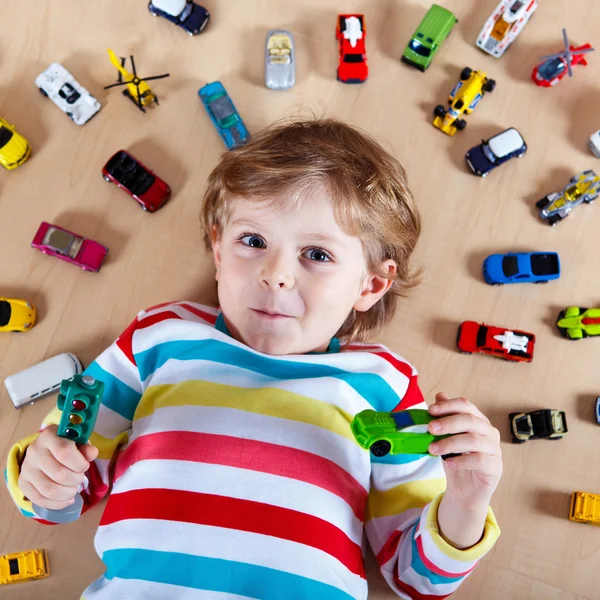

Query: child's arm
left=5, top=316, right=143, bottom=521
left=364, top=377, right=501, bottom=599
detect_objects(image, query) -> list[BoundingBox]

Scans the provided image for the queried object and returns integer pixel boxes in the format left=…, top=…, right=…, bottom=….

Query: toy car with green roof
left=350, top=409, right=449, bottom=457
left=402, top=4, right=457, bottom=71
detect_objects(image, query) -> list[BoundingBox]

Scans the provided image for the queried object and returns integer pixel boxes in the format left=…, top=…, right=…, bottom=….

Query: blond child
left=8, top=119, right=502, bottom=599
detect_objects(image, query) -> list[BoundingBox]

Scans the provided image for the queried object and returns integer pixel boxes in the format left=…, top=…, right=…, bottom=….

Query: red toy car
left=102, top=150, right=170, bottom=212
left=32, top=222, right=108, bottom=272
left=457, top=320, right=535, bottom=363
left=336, top=14, right=368, bottom=83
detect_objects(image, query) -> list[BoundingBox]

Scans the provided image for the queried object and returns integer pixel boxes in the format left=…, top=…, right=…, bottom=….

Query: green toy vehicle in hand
left=351, top=408, right=450, bottom=457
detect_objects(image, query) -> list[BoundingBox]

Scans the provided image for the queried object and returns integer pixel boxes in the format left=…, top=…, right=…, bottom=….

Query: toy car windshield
left=268, top=34, right=292, bottom=64
left=0, top=127, right=13, bottom=148
left=0, top=301, right=10, bottom=326
left=43, top=228, right=83, bottom=258
left=408, top=40, right=431, bottom=57
left=539, top=58, right=565, bottom=80
left=58, top=83, right=81, bottom=105
left=208, top=95, right=236, bottom=126
left=514, top=415, right=530, bottom=434
left=502, top=256, right=518, bottom=276
left=344, top=54, right=364, bottom=63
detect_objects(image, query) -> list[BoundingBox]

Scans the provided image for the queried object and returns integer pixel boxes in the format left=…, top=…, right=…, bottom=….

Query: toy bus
left=569, top=491, right=600, bottom=525
left=0, top=549, right=49, bottom=585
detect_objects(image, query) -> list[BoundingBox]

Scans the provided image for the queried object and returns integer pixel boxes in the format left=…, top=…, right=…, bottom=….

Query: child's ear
left=353, top=259, right=397, bottom=312
left=210, top=225, right=221, bottom=281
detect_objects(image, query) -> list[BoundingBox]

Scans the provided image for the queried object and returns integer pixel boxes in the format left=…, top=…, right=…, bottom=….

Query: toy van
left=4, top=352, right=83, bottom=409
left=402, top=4, right=457, bottom=71
left=0, top=549, right=49, bottom=585
left=569, top=491, right=600, bottom=525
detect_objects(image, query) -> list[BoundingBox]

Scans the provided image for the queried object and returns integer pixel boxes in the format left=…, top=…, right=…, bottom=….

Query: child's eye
left=303, top=248, right=332, bottom=262
left=239, top=234, right=266, bottom=248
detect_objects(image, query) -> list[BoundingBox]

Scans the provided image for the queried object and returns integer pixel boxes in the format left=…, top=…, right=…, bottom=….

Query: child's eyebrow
left=229, top=218, right=262, bottom=229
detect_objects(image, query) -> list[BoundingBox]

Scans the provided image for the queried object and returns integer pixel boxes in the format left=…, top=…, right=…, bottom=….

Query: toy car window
left=502, top=256, right=518, bottom=276
left=43, top=228, right=74, bottom=254
left=510, top=1, right=525, bottom=12
left=408, top=40, right=431, bottom=57
left=390, top=411, right=413, bottom=429
left=538, top=58, right=565, bottom=81
left=208, top=95, right=235, bottom=124
left=482, top=144, right=496, bottom=163
left=426, top=37, right=433, bottom=43
left=565, top=186, right=582, bottom=201
left=180, top=2, right=193, bottom=21
left=343, top=53, right=364, bottom=63
left=0, top=300, right=11, bottom=327
left=476, top=326, right=488, bottom=348
left=0, top=126, right=14, bottom=149
left=515, top=417, right=530, bottom=434
left=58, top=83, right=81, bottom=105
left=9, top=558, right=19, bottom=575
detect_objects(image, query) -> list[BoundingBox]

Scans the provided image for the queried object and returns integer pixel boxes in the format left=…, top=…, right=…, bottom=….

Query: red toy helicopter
left=532, top=28, right=594, bottom=87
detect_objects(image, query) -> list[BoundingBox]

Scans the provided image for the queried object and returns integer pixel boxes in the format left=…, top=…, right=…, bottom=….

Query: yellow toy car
left=0, top=298, right=37, bottom=332
left=0, top=118, right=31, bottom=170
left=556, top=306, right=600, bottom=340
left=569, top=491, right=600, bottom=526
left=433, top=67, right=496, bottom=135
left=0, top=549, right=49, bottom=585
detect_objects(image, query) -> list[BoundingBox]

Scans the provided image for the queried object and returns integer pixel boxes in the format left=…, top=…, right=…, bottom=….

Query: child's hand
left=427, top=393, right=502, bottom=512
left=18, top=425, right=99, bottom=511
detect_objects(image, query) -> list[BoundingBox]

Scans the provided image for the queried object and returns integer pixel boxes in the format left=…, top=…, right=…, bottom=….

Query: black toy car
left=508, top=409, right=567, bottom=444
left=148, top=0, right=209, bottom=36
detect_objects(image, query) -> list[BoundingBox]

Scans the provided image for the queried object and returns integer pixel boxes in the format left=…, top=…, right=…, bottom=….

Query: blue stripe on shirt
left=135, top=339, right=402, bottom=412
left=83, top=361, right=141, bottom=421
left=409, top=524, right=463, bottom=584
left=102, top=548, right=357, bottom=600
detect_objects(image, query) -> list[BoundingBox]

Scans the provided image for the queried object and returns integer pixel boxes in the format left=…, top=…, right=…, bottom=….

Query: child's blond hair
left=201, top=118, right=421, bottom=343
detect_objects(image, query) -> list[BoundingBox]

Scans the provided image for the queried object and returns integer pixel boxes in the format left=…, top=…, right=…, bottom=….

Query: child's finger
left=45, top=434, right=90, bottom=473
left=429, top=432, right=500, bottom=458
left=79, top=444, right=99, bottom=463
left=443, top=451, right=503, bottom=477
left=428, top=413, right=500, bottom=443
left=37, top=449, right=88, bottom=487
left=429, top=395, right=490, bottom=423
left=18, top=475, right=78, bottom=510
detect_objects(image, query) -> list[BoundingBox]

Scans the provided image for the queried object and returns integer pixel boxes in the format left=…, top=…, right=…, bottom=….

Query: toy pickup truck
left=569, top=491, right=600, bottom=526
left=509, top=409, right=567, bottom=443
left=483, top=251, right=560, bottom=285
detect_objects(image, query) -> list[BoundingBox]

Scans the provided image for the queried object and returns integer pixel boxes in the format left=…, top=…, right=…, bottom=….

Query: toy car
left=536, top=170, right=600, bottom=226
left=465, top=127, right=526, bottom=177
left=457, top=321, right=535, bottom=362
left=265, top=30, right=295, bottom=90
left=433, top=67, right=495, bottom=136
left=508, top=409, right=567, bottom=443
left=351, top=409, right=450, bottom=457
left=35, top=63, right=101, bottom=125
left=0, top=298, right=36, bottom=332
left=102, top=150, right=170, bottom=212
left=4, top=353, right=83, bottom=409
left=336, top=14, right=368, bottom=83
left=0, top=118, right=31, bottom=170
left=483, top=252, right=560, bottom=285
left=199, top=81, right=250, bottom=150
left=402, top=4, right=457, bottom=71
left=556, top=307, right=600, bottom=340
left=32, top=222, right=108, bottom=272
left=0, top=549, right=49, bottom=585
left=569, top=491, right=600, bottom=526
left=589, top=129, right=600, bottom=157
left=148, top=0, right=209, bottom=36
left=595, top=396, right=600, bottom=425
left=476, top=0, right=538, bottom=58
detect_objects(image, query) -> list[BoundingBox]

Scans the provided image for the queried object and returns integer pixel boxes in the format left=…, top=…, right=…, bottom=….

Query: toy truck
left=508, top=409, right=567, bottom=443
left=0, top=549, right=49, bottom=585
left=569, top=491, right=600, bottom=525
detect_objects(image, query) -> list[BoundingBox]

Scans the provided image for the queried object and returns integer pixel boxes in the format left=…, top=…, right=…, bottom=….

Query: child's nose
left=260, top=257, right=295, bottom=290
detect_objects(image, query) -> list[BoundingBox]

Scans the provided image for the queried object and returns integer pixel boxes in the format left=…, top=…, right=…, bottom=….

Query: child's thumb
left=80, top=444, right=99, bottom=463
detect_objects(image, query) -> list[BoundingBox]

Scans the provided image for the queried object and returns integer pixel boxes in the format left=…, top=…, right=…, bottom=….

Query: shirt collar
left=215, top=313, right=341, bottom=354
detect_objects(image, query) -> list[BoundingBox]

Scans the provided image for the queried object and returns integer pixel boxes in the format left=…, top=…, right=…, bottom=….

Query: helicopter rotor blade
left=562, top=28, right=570, bottom=54
left=538, top=52, right=565, bottom=61
left=570, top=48, right=595, bottom=55
left=138, top=73, right=171, bottom=82
left=130, top=55, right=137, bottom=78
left=107, top=49, right=132, bottom=79
left=104, top=80, right=136, bottom=90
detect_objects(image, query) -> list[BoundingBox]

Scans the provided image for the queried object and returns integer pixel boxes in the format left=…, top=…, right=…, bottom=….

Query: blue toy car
left=483, top=252, right=560, bottom=285
left=198, top=81, right=250, bottom=150
left=466, top=127, right=527, bottom=177
left=148, top=0, right=209, bottom=36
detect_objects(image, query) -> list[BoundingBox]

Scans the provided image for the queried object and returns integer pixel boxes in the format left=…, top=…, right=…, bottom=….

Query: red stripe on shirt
left=177, top=302, right=218, bottom=324
left=345, top=346, right=415, bottom=381
left=136, top=310, right=184, bottom=331
left=392, top=376, right=425, bottom=411
left=113, top=430, right=367, bottom=521
left=115, top=317, right=141, bottom=366
left=376, top=529, right=402, bottom=566
left=81, top=461, right=109, bottom=514
left=100, top=488, right=365, bottom=578
left=415, top=535, right=475, bottom=578
left=394, top=576, right=451, bottom=600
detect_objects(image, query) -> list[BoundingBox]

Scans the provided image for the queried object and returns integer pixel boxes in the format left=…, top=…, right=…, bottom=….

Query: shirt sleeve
left=5, top=315, right=144, bottom=522
left=364, top=371, right=501, bottom=599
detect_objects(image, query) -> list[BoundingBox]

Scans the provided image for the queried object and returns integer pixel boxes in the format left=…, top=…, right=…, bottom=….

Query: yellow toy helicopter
left=104, top=49, right=170, bottom=112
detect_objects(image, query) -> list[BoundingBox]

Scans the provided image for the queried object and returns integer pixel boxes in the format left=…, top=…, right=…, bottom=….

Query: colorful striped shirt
left=6, top=301, right=499, bottom=599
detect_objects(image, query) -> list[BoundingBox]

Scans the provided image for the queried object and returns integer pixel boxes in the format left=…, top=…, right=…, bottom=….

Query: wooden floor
left=1, top=0, right=599, bottom=598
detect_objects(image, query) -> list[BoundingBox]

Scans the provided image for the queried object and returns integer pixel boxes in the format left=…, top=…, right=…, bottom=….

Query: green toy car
left=350, top=409, right=450, bottom=457
left=57, top=374, right=104, bottom=444
left=402, top=4, right=457, bottom=72
left=556, top=307, right=600, bottom=340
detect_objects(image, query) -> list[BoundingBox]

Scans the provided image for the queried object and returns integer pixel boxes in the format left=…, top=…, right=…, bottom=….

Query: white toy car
left=35, top=63, right=101, bottom=125
left=476, top=0, right=538, bottom=58
left=589, top=130, right=600, bottom=158
left=4, top=352, right=83, bottom=409
left=265, top=30, right=295, bottom=90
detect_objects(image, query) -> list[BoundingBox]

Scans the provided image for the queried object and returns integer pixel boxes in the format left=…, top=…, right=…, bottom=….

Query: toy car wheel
left=370, top=440, right=391, bottom=457
left=547, top=215, right=561, bottom=226
left=460, top=67, right=472, bottom=81
left=187, top=30, right=195, bottom=36
left=548, top=436, right=562, bottom=441
left=534, top=280, right=548, bottom=284
left=455, top=119, right=467, bottom=131
left=141, top=205, right=149, bottom=212
left=535, top=197, right=550, bottom=209
left=492, top=282, right=503, bottom=286
left=511, top=438, right=526, bottom=444
left=39, top=87, right=48, bottom=97
left=103, top=174, right=111, bottom=182
left=483, top=79, right=496, bottom=93
left=434, top=104, right=446, bottom=118
left=584, top=197, right=596, bottom=204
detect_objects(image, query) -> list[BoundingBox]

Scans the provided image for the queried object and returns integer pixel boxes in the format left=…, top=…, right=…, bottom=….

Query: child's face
left=211, top=188, right=394, bottom=355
